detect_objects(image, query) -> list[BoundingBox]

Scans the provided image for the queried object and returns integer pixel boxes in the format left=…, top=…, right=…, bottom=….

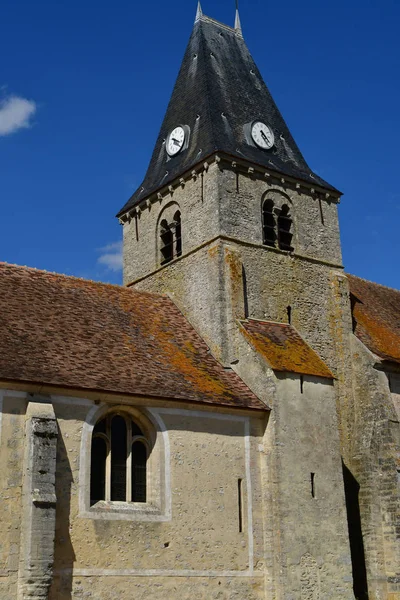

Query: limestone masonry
left=0, top=5, right=399, bottom=600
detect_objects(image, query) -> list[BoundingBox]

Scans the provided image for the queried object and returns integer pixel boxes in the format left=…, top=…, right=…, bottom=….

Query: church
left=0, top=4, right=399, bottom=600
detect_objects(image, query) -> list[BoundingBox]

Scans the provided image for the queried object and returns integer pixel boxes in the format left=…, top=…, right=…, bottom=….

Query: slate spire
left=118, top=9, right=337, bottom=216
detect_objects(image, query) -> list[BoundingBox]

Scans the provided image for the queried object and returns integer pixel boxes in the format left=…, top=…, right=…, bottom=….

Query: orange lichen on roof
left=241, top=319, right=334, bottom=379
left=0, top=262, right=266, bottom=411
left=348, top=274, right=400, bottom=365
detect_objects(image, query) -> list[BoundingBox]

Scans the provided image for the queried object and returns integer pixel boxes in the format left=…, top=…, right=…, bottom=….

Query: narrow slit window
left=238, top=478, right=243, bottom=533
left=287, top=305, right=292, bottom=325
left=300, top=375, right=304, bottom=394
left=311, top=473, right=316, bottom=498
left=277, top=204, right=293, bottom=251
left=262, top=199, right=276, bottom=247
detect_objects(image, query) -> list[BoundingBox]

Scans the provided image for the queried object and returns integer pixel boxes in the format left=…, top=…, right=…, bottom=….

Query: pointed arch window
left=262, top=199, right=293, bottom=251
left=159, top=209, right=183, bottom=265
left=90, top=414, right=149, bottom=506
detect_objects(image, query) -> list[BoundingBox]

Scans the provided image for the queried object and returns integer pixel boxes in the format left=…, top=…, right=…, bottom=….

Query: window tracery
left=90, top=413, right=149, bottom=506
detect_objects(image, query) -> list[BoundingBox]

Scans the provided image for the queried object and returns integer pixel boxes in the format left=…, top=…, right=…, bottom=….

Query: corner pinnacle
left=195, top=1, right=203, bottom=22
left=235, top=9, right=242, bottom=33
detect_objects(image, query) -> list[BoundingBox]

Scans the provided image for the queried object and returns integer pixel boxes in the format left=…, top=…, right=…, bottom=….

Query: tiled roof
left=118, top=15, right=338, bottom=216
left=0, top=263, right=266, bottom=411
left=241, top=319, right=334, bottom=379
left=348, top=274, right=400, bottom=365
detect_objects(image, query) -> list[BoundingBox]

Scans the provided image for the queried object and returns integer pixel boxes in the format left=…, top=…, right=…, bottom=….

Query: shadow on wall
left=342, top=461, right=369, bottom=600
left=49, top=426, right=75, bottom=600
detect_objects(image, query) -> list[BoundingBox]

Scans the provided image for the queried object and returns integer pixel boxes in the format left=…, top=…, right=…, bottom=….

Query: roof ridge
left=198, top=14, right=237, bottom=34
left=244, top=318, right=292, bottom=328
left=347, top=272, right=400, bottom=294
left=0, top=261, right=163, bottom=299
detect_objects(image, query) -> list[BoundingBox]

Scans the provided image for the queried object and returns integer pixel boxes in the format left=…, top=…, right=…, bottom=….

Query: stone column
left=17, top=399, right=58, bottom=600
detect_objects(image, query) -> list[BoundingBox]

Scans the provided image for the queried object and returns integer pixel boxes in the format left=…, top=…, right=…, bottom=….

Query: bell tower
left=118, top=6, right=357, bottom=598
left=118, top=4, right=347, bottom=371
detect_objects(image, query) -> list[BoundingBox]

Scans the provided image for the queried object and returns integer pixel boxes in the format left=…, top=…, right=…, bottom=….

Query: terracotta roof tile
left=0, top=263, right=266, bottom=411
left=241, top=319, right=334, bottom=379
left=348, top=274, right=400, bottom=365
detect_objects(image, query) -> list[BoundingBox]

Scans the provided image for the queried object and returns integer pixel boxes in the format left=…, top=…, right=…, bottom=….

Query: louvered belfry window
left=90, top=414, right=148, bottom=506
left=277, top=204, right=293, bottom=251
left=262, top=199, right=276, bottom=247
left=262, top=199, right=293, bottom=251
left=160, top=219, right=174, bottom=265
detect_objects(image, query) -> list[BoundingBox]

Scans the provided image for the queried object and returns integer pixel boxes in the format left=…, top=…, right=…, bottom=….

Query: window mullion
left=127, top=418, right=132, bottom=502
left=105, top=415, right=111, bottom=502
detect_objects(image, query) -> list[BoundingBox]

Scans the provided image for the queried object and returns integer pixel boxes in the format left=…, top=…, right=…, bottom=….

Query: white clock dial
left=166, top=126, right=186, bottom=156
left=251, top=121, right=274, bottom=150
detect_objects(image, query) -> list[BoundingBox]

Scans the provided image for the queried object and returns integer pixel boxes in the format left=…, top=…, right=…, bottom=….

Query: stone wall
left=123, top=163, right=221, bottom=285
left=349, top=339, right=400, bottom=600
left=0, top=392, right=27, bottom=600
left=124, top=163, right=357, bottom=597
left=0, top=389, right=270, bottom=599
left=123, top=161, right=343, bottom=286
left=0, top=386, right=356, bottom=599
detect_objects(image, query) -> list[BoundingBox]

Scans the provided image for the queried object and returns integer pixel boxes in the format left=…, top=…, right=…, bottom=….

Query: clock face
left=166, top=126, right=185, bottom=156
left=251, top=121, right=274, bottom=150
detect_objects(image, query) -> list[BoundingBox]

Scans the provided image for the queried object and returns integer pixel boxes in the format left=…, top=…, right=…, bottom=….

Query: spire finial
left=195, top=1, right=203, bottom=23
left=234, top=0, right=242, bottom=34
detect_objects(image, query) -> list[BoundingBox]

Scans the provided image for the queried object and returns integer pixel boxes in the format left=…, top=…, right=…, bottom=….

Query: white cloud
left=0, top=94, right=37, bottom=136
left=97, top=241, right=123, bottom=272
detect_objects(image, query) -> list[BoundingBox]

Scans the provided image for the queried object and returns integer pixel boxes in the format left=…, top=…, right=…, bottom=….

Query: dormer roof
left=118, top=11, right=338, bottom=217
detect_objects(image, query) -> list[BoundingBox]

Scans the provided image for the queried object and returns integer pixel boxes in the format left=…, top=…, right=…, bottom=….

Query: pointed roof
left=118, top=12, right=338, bottom=216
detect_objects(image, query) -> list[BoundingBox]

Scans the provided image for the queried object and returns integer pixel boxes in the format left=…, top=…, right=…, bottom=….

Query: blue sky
left=0, top=0, right=399, bottom=288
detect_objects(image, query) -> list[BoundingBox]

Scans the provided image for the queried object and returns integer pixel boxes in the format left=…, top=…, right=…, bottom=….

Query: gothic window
left=159, top=209, right=182, bottom=265
left=277, top=204, right=293, bottom=251
left=90, top=413, right=149, bottom=506
left=262, top=199, right=276, bottom=247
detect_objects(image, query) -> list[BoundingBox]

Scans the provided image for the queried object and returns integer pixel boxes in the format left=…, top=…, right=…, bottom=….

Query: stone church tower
left=118, top=5, right=357, bottom=598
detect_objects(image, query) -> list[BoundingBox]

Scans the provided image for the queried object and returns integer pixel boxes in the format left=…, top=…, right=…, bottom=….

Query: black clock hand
left=172, top=138, right=182, bottom=146
left=261, top=131, right=269, bottom=143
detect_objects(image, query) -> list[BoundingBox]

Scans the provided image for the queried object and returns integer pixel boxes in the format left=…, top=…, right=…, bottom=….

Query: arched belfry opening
left=158, top=204, right=183, bottom=266
left=262, top=194, right=294, bottom=252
